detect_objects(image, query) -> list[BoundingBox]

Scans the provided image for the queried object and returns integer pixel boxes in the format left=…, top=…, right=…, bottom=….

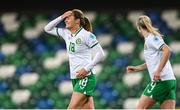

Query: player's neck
left=70, top=25, right=81, bottom=34
left=142, top=31, right=150, bottom=38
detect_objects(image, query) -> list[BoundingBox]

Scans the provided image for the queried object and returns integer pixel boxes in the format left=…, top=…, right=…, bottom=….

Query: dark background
left=1, top=0, right=180, bottom=12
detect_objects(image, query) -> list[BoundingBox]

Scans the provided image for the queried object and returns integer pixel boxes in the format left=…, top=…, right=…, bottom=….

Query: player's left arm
left=77, top=33, right=105, bottom=78
left=84, top=33, right=106, bottom=72
left=76, top=44, right=105, bottom=78
left=154, top=44, right=171, bottom=80
left=84, top=44, right=106, bottom=71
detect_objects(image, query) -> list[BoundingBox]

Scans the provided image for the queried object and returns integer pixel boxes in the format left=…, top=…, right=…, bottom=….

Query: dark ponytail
left=72, top=9, right=93, bottom=32
left=83, top=17, right=92, bottom=32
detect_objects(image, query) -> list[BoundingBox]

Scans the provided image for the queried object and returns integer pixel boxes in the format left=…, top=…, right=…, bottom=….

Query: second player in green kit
left=126, top=15, right=176, bottom=109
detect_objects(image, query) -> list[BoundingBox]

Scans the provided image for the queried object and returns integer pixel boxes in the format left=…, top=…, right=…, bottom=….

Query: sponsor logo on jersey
left=90, top=33, right=96, bottom=40
left=154, top=37, right=159, bottom=42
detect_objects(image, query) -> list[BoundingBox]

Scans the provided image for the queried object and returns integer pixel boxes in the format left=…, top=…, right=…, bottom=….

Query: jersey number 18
left=69, top=42, right=75, bottom=52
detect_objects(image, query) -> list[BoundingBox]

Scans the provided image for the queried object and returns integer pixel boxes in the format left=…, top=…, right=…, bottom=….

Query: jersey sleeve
left=45, top=27, right=67, bottom=40
left=44, top=16, right=67, bottom=41
left=56, top=28, right=68, bottom=40
left=85, top=32, right=99, bottom=48
left=84, top=43, right=105, bottom=72
left=148, top=36, right=165, bottom=50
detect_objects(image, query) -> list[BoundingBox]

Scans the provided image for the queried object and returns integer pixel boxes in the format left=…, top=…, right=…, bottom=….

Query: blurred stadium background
left=0, top=0, right=180, bottom=109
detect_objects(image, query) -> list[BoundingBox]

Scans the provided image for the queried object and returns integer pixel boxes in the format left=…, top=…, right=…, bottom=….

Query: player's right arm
left=44, top=11, right=72, bottom=37
left=126, top=63, right=147, bottom=73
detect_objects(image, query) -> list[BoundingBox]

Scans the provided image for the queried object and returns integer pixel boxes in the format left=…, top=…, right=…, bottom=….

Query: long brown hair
left=72, top=9, right=92, bottom=32
left=136, top=15, right=161, bottom=36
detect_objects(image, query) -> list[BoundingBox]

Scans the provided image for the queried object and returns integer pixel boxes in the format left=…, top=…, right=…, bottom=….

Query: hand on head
left=62, top=11, right=73, bottom=19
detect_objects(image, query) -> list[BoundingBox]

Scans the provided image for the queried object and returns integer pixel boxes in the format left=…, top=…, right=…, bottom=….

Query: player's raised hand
left=76, top=68, right=88, bottom=79
left=62, top=11, right=72, bottom=19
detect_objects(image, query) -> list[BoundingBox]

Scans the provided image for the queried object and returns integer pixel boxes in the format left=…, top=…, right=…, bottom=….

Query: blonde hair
left=136, top=15, right=161, bottom=36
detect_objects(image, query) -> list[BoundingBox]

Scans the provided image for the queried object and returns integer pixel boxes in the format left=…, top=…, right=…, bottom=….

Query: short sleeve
left=85, top=33, right=99, bottom=48
left=148, top=36, right=165, bottom=50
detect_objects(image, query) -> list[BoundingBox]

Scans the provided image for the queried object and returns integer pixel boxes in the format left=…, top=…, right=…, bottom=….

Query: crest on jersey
left=76, top=38, right=82, bottom=45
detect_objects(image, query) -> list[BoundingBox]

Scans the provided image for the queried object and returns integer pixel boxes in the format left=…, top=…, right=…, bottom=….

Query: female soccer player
left=44, top=9, right=105, bottom=109
left=126, top=15, right=176, bottom=109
